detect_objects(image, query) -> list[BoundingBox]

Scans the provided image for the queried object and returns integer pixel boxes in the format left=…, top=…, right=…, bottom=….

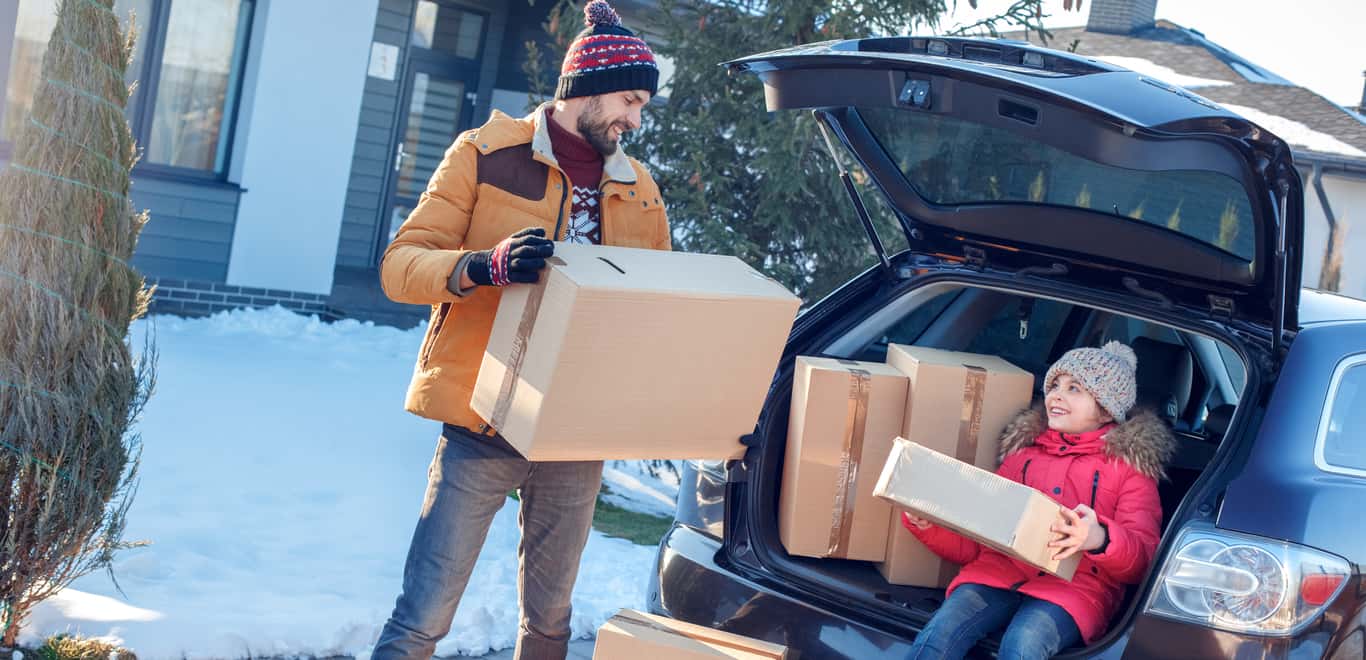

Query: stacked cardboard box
left=779, top=357, right=908, bottom=560
left=593, top=609, right=789, bottom=659
left=778, top=344, right=1034, bottom=586
left=875, top=345, right=1035, bottom=586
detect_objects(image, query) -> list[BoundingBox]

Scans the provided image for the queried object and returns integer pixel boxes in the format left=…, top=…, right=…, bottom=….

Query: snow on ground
left=602, top=460, right=681, bottom=517
left=1219, top=103, right=1366, bottom=158
left=18, top=306, right=671, bottom=658
left=1092, top=55, right=1235, bottom=89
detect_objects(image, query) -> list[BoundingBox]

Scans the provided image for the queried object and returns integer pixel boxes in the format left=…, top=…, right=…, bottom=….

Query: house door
left=376, top=1, right=486, bottom=262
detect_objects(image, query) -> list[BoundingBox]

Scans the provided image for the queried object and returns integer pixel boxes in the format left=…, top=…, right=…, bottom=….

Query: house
left=3, top=0, right=1362, bottom=325
left=1015, top=0, right=1366, bottom=298
left=0, top=0, right=665, bottom=327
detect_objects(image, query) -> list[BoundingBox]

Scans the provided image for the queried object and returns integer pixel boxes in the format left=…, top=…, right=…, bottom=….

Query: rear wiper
left=814, top=110, right=891, bottom=273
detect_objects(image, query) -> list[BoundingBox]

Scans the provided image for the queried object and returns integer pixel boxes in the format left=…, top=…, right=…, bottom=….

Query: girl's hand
left=903, top=511, right=932, bottom=530
left=1048, top=504, right=1106, bottom=560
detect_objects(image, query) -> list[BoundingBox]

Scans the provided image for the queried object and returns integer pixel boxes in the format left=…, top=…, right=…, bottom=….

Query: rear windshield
left=858, top=107, right=1257, bottom=261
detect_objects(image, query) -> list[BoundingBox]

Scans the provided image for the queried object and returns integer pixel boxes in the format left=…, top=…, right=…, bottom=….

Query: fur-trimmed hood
left=997, top=405, right=1177, bottom=480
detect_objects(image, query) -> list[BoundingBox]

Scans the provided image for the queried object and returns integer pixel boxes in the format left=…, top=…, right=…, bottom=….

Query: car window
left=857, top=290, right=960, bottom=362
left=858, top=106, right=1257, bottom=262
left=964, top=298, right=1070, bottom=382
left=1217, top=341, right=1248, bottom=393
left=884, top=290, right=959, bottom=345
left=1322, top=360, right=1366, bottom=472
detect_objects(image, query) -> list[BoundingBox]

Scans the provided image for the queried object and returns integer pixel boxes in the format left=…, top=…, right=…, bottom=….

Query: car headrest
left=1204, top=403, right=1236, bottom=438
left=1132, top=337, right=1194, bottom=424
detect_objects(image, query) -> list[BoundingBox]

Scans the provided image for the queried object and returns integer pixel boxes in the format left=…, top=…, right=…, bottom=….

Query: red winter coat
left=903, top=407, right=1176, bottom=643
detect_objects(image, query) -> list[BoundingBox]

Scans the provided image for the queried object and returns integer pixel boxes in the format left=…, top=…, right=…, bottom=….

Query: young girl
left=903, top=341, right=1175, bottom=659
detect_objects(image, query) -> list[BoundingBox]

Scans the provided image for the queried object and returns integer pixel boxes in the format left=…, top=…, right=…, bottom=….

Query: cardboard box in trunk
left=471, top=243, right=801, bottom=461
left=874, top=438, right=1081, bottom=580
left=593, top=609, right=789, bottom=659
left=878, top=517, right=960, bottom=587
left=883, top=344, right=1035, bottom=466
left=874, top=345, right=1035, bottom=586
left=780, top=357, right=908, bottom=561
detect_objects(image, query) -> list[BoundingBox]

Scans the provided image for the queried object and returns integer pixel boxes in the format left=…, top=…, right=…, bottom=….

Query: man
left=371, top=2, right=669, bottom=658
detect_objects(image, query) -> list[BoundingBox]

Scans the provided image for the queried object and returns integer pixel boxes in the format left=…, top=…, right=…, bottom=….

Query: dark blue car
left=648, top=36, right=1366, bottom=659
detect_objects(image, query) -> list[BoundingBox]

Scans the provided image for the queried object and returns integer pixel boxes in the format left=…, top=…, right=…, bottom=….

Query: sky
left=943, top=0, right=1366, bottom=109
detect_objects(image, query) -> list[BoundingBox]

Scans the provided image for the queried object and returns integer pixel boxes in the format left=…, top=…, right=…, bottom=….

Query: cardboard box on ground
left=778, top=344, right=1034, bottom=586
left=593, top=609, right=789, bottom=659
left=471, top=243, right=801, bottom=461
left=875, top=438, right=1081, bottom=580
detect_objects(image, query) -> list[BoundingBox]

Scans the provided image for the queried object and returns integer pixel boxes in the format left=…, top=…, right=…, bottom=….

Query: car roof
left=1299, top=288, right=1366, bottom=325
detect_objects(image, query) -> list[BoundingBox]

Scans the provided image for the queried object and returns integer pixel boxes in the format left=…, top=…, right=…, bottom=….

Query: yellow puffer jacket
left=380, top=104, right=671, bottom=430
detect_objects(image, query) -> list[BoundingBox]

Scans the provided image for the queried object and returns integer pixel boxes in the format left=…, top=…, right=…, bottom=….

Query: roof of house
left=1012, top=20, right=1366, bottom=162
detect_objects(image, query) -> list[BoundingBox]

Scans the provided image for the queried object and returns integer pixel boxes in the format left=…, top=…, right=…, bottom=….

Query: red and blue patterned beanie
left=555, top=0, right=659, bottom=100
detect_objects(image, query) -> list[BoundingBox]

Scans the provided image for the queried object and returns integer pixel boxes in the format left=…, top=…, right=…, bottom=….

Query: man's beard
left=576, top=98, right=626, bottom=156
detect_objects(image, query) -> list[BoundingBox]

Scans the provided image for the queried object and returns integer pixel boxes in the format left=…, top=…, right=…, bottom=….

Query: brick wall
left=148, top=278, right=340, bottom=320
left=1086, top=0, right=1157, bottom=34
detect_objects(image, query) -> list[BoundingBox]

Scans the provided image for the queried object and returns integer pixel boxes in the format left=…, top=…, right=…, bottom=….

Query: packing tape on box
left=614, top=611, right=786, bottom=659
left=490, top=256, right=567, bottom=432
left=827, top=361, right=872, bottom=557
left=955, top=365, right=987, bottom=464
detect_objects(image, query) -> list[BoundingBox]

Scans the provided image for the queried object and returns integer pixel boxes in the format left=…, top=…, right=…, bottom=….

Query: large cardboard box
left=883, top=344, right=1035, bottom=466
left=593, top=609, right=789, bottom=659
left=780, top=357, right=908, bottom=561
left=875, top=345, right=1034, bottom=586
left=874, top=438, right=1080, bottom=580
left=471, top=243, right=801, bottom=461
left=879, top=519, right=961, bottom=587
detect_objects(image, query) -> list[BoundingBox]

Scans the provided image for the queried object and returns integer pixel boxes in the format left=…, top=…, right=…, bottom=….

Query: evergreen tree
left=0, top=0, right=153, bottom=644
left=530, top=0, right=1065, bottom=301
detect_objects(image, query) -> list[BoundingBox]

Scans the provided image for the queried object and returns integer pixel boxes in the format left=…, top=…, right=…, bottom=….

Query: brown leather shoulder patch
left=476, top=143, right=547, bottom=201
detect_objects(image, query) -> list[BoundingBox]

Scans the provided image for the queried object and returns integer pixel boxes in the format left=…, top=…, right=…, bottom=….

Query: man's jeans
left=906, top=583, right=1081, bottom=660
left=372, top=424, right=604, bottom=660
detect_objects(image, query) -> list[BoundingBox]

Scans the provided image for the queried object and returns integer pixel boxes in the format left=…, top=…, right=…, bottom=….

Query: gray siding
left=129, top=175, right=241, bottom=282
left=334, top=0, right=516, bottom=270
left=335, top=0, right=414, bottom=269
left=0, top=152, right=241, bottom=286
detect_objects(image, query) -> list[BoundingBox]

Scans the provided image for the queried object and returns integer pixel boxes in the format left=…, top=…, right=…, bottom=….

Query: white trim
left=1313, top=353, right=1366, bottom=478
left=226, top=0, right=380, bottom=294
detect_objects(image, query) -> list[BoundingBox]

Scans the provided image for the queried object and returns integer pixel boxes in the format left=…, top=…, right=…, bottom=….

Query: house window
left=412, top=0, right=484, bottom=60
left=2, top=0, right=253, bottom=178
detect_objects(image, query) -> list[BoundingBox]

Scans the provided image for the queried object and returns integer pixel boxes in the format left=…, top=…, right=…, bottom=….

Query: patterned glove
left=466, top=227, right=555, bottom=286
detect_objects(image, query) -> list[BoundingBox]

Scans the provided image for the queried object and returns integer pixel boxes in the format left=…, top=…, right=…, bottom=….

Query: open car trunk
left=725, top=36, right=1304, bottom=348
left=741, top=275, right=1253, bottom=655
left=710, top=36, right=1303, bottom=654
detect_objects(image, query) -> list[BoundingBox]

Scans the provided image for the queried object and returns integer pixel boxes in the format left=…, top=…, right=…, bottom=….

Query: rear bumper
left=648, top=523, right=1349, bottom=658
left=647, top=523, right=920, bottom=658
left=648, top=524, right=1153, bottom=659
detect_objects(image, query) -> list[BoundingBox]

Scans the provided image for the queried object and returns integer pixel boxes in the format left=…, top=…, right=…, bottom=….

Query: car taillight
left=1145, top=523, right=1351, bottom=636
left=1301, top=574, right=1347, bottom=606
